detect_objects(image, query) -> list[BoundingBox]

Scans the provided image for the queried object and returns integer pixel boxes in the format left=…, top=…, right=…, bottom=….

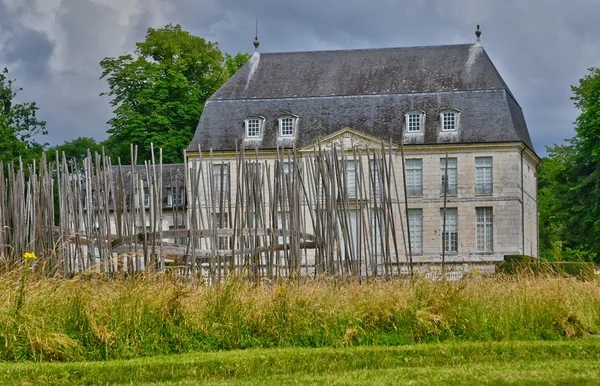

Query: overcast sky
left=1, top=0, right=599, bottom=155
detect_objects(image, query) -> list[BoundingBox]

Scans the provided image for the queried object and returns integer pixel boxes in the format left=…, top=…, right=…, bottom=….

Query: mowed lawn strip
left=1, top=339, right=599, bottom=385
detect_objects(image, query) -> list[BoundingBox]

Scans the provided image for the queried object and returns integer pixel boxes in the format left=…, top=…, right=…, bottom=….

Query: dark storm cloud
left=0, top=0, right=54, bottom=79
left=3, top=28, right=54, bottom=79
left=1, top=0, right=599, bottom=154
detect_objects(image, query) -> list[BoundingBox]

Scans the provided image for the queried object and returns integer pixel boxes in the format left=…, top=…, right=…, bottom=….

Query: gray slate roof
left=111, top=163, right=186, bottom=207
left=187, top=43, right=535, bottom=153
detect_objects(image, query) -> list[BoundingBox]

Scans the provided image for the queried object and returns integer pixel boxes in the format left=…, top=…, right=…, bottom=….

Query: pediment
left=298, top=128, right=398, bottom=153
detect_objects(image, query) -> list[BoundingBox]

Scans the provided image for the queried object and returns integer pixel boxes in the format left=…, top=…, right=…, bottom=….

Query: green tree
left=538, top=67, right=600, bottom=262
left=0, top=67, right=47, bottom=165
left=569, top=67, right=600, bottom=260
left=48, top=137, right=104, bottom=166
left=100, top=24, right=250, bottom=164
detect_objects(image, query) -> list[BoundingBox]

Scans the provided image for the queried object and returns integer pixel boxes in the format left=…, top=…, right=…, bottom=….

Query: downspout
left=521, top=148, right=525, bottom=256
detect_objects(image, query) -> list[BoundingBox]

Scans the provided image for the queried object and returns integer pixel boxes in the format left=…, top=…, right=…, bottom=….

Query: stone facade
left=186, top=39, right=541, bottom=268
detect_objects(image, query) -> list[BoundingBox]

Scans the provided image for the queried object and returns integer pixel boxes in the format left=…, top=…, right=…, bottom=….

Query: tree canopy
left=100, top=24, right=250, bottom=164
left=538, top=67, right=600, bottom=262
left=0, top=67, right=47, bottom=166
left=48, top=137, right=104, bottom=166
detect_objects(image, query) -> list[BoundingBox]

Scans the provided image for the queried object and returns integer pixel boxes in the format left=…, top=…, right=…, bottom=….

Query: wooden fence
left=0, top=144, right=422, bottom=280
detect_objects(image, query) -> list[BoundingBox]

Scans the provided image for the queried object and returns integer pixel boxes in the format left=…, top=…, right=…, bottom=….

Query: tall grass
left=0, top=267, right=598, bottom=362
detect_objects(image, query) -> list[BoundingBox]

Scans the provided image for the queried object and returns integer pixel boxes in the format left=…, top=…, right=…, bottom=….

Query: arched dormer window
left=405, top=111, right=425, bottom=133
left=441, top=110, right=459, bottom=132
left=245, top=117, right=264, bottom=139
left=278, top=115, right=298, bottom=138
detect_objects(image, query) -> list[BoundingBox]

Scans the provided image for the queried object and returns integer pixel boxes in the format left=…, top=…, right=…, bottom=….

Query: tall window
left=406, top=159, right=423, bottom=196
left=407, top=209, right=423, bottom=254
left=143, top=187, right=150, bottom=208
left=406, top=112, right=423, bottom=133
left=212, top=212, right=230, bottom=249
left=475, top=157, right=493, bottom=194
left=212, top=164, right=230, bottom=203
left=370, top=209, right=383, bottom=256
left=476, top=207, right=493, bottom=252
left=440, top=157, right=457, bottom=195
left=281, top=161, right=294, bottom=177
left=370, top=160, right=381, bottom=198
left=276, top=211, right=290, bottom=244
left=441, top=111, right=458, bottom=131
left=440, top=208, right=458, bottom=253
left=245, top=118, right=261, bottom=138
left=167, top=187, right=184, bottom=207
left=346, top=160, right=356, bottom=198
left=279, top=117, right=295, bottom=138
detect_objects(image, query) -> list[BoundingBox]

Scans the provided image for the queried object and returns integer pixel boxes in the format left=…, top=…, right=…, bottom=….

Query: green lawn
left=1, top=339, right=599, bottom=385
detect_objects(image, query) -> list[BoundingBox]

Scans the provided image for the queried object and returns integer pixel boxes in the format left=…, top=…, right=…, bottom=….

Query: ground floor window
left=441, top=208, right=458, bottom=253
left=407, top=208, right=423, bottom=254
left=476, top=207, right=493, bottom=252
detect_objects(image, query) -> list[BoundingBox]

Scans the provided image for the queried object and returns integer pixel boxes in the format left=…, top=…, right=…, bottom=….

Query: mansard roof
left=187, top=42, right=535, bottom=153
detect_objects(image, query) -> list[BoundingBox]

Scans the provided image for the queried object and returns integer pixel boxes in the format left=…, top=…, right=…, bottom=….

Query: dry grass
left=0, top=267, right=598, bottom=362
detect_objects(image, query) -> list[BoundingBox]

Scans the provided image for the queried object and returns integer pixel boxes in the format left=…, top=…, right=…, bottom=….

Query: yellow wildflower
left=22, top=252, right=37, bottom=260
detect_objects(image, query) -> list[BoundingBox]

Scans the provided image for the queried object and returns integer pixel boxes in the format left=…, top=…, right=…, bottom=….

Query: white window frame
left=278, top=116, right=297, bottom=138
left=441, top=110, right=459, bottom=132
left=476, top=207, right=493, bottom=252
left=167, top=187, right=184, bottom=208
left=475, top=157, right=493, bottom=195
left=440, top=208, right=458, bottom=253
left=245, top=117, right=263, bottom=139
left=405, top=158, right=423, bottom=196
left=370, top=159, right=381, bottom=198
left=370, top=209, right=384, bottom=257
left=211, top=163, right=230, bottom=203
left=345, top=159, right=357, bottom=198
left=440, top=157, right=458, bottom=195
left=276, top=211, right=290, bottom=244
left=406, top=111, right=424, bottom=133
left=143, top=187, right=150, bottom=208
left=407, top=208, right=423, bottom=254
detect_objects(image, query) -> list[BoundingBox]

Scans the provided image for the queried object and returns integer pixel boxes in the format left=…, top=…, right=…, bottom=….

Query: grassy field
left=1, top=339, right=599, bottom=385
left=0, top=269, right=599, bottom=362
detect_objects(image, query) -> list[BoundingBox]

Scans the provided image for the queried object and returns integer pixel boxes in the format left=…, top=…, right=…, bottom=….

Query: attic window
left=245, top=118, right=263, bottom=139
left=441, top=110, right=459, bottom=132
left=406, top=112, right=424, bottom=133
left=278, top=116, right=297, bottom=138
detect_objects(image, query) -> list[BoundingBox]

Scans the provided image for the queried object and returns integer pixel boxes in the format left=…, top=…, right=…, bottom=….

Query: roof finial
left=253, top=17, right=260, bottom=52
left=475, top=24, right=481, bottom=41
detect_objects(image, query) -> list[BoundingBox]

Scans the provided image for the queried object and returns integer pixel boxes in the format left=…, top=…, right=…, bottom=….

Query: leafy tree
left=48, top=137, right=104, bottom=166
left=569, top=67, right=600, bottom=260
left=100, top=24, right=250, bottom=164
left=0, top=67, right=47, bottom=165
left=538, top=67, right=600, bottom=262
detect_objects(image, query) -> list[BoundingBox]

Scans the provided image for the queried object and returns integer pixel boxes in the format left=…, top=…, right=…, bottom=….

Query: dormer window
left=406, top=112, right=424, bottom=133
left=278, top=116, right=297, bottom=138
left=245, top=118, right=263, bottom=139
left=441, top=110, right=459, bottom=132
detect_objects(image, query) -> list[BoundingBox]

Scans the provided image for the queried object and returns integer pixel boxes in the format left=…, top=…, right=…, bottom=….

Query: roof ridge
left=210, top=88, right=507, bottom=102
left=257, top=43, right=476, bottom=56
